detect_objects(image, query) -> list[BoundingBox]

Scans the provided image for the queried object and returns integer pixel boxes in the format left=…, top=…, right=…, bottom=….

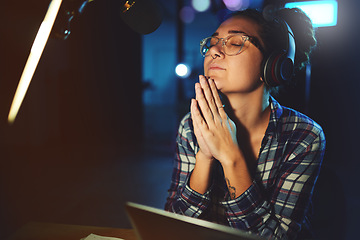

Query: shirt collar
left=266, top=96, right=283, bottom=140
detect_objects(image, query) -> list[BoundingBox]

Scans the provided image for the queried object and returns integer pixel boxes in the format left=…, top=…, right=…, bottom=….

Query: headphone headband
left=282, top=20, right=296, bottom=68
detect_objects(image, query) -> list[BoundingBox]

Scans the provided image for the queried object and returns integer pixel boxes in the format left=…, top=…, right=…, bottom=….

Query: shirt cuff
left=220, top=180, right=264, bottom=216
left=179, top=178, right=213, bottom=217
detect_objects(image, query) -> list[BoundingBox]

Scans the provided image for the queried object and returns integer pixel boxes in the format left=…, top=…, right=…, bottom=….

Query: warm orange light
left=8, top=0, right=63, bottom=124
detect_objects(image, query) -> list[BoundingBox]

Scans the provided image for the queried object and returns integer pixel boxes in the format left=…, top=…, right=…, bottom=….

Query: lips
left=209, top=63, right=225, bottom=71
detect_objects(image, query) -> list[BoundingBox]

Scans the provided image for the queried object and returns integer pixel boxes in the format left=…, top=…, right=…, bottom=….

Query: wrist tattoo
left=226, top=178, right=236, bottom=199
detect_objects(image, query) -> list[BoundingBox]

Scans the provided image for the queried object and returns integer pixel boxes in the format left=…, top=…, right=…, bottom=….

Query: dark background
left=0, top=0, right=359, bottom=239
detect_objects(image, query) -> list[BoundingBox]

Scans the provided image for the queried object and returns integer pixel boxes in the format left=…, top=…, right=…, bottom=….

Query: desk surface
left=7, top=222, right=137, bottom=240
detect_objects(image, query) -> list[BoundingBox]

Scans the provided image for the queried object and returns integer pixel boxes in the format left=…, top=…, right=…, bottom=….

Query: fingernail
left=191, top=99, right=196, bottom=107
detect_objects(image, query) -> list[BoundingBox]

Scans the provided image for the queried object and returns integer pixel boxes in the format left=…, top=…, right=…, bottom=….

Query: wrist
left=196, top=150, right=214, bottom=163
left=220, top=149, right=244, bottom=168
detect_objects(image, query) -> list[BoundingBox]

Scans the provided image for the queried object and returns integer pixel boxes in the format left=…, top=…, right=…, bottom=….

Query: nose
left=208, top=39, right=224, bottom=59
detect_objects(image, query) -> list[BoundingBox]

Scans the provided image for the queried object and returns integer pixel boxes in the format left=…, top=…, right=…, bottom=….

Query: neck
left=223, top=87, right=270, bottom=131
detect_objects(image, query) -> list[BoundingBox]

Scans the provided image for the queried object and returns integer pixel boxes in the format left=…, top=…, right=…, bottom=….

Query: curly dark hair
left=230, top=8, right=317, bottom=72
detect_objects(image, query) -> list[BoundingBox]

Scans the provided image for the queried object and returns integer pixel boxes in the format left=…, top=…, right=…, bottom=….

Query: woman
left=165, top=8, right=325, bottom=240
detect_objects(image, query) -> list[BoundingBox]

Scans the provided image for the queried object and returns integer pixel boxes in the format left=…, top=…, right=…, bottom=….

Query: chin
left=209, top=77, right=222, bottom=90
left=213, top=79, right=221, bottom=90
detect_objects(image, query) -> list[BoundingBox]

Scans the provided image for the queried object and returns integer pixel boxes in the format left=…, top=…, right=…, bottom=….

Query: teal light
left=285, top=1, right=338, bottom=27
left=192, top=0, right=211, bottom=12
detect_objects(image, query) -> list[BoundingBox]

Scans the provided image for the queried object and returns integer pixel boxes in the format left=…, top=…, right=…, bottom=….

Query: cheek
left=228, top=56, right=263, bottom=82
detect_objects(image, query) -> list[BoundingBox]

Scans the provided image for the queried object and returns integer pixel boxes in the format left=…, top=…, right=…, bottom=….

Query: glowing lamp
left=285, top=1, right=338, bottom=27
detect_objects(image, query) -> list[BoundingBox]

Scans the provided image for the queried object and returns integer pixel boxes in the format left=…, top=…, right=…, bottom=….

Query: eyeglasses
left=200, top=33, right=263, bottom=57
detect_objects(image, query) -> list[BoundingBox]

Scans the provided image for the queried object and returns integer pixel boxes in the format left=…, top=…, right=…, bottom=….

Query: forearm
left=166, top=154, right=213, bottom=218
left=165, top=136, right=213, bottom=217
left=220, top=149, right=253, bottom=199
left=189, top=150, right=214, bottom=194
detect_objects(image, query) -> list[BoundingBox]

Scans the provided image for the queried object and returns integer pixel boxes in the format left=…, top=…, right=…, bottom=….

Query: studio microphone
left=52, top=0, right=163, bottom=38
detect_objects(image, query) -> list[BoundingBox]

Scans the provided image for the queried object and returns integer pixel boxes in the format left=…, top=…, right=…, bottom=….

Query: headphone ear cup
left=261, top=19, right=296, bottom=88
left=262, top=51, right=283, bottom=87
left=262, top=50, right=294, bottom=87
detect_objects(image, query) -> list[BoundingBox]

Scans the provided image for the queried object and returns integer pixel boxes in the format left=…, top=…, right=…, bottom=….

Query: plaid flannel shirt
left=165, top=96, right=325, bottom=240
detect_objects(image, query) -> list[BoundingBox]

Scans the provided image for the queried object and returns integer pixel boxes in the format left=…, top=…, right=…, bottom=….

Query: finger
left=190, top=100, right=201, bottom=137
left=191, top=100, right=213, bottom=158
left=199, top=76, right=219, bottom=120
left=191, top=99, right=208, bottom=132
left=208, top=78, right=228, bottom=120
left=195, top=83, right=214, bottom=126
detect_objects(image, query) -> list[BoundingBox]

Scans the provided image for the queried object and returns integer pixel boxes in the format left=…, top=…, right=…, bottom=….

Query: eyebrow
left=211, top=30, right=265, bottom=53
left=211, top=30, right=247, bottom=37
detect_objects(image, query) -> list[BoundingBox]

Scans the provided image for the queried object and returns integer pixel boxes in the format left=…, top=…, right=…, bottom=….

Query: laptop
left=125, top=202, right=264, bottom=240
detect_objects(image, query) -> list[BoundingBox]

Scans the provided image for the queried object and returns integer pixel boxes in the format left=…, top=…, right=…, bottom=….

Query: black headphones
left=262, top=19, right=296, bottom=87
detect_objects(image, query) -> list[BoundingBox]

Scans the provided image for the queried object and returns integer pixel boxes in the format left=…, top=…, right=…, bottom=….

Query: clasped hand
left=191, top=75, right=239, bottom=165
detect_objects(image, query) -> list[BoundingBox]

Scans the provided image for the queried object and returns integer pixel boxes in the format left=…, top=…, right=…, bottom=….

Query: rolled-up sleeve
left=220, top=121, right=326, bottom=239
